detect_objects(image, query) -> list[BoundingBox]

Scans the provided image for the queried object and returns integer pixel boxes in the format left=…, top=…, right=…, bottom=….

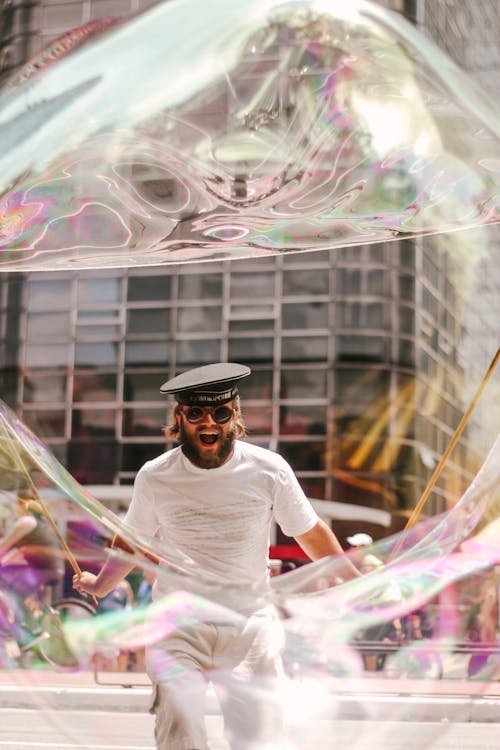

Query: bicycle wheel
left=38, top=597, right=96, bottom=669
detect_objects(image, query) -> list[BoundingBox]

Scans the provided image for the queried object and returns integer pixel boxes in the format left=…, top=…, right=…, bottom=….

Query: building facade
left=0, top=0, right=498, bottom=544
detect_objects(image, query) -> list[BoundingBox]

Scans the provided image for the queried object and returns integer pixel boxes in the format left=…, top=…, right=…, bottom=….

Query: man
left=74, top=362, right=358, bottom=750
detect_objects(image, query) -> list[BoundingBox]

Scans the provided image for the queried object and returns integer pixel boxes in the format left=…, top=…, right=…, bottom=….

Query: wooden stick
left=390, top=346, right=500, bottom=559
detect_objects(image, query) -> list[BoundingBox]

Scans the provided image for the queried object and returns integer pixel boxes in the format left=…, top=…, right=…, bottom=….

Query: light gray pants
left=146, top=606, right=285, bottom=750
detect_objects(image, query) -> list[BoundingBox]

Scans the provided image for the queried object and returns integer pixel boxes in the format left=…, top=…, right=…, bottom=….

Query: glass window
left=77, top=277, right=121, bottom=305
left=124, top=341, right=170, bottom=365
left=278, top=441, right=326, bottom=471
left=128, top=275, right=171, bottom=302
left=127, top=308, right=170, bottom=335
left=281, top=336, right=328, bottom=361
left=76, top=325, right=121, bottom=339
left=179, top=274, right=222, bottom=300
left=22, top=409, right=66, bottom=438
left=67, top=439, right=119, bottom=484
left=336, top=268, right=361, bottom=294
left=122, top=407, right=166, bottom=437
left=282, top=302, right=328, bottom=330
left=238, top=369, right=273, bottom=400
left=228, top=337, right=274, bottom=361
left=241, top=405, right=273, bottom=435
left=122, top=444, right=163, bottom=473
left=279, top=405, right=326, bottom=435
left=399, top=305, right=415, bottom=335
left=73, top=373, right=117, bottom=402
left=76, top=342, right=119, bottom=367
left=72, top=407, right=117, bottom=434
left=28, top=279, right=72, bottom=309
left=177, top=307, right=221, bottom=333
left=124, top=371, right=165, bottom=402
left=26, top=312, right=71, bottom=340
left=336, top=302, right=387, bottom=329
left=25, top=344, right=68, bottom=368
left=366, top=269, right=387, bottom=295
left=229, top=319, right=274, bottom=333
left=336, top=335, right=387, bottom=361
left=23, top=373, right=66, bottom=403
left=335, top=368, right=389, bottom=406
left=399, top=274, right=415, bottom=301
left=176, top=339, right=221, bottom=365
left=282, top=269, right=329, bottom=295
left=397, top=338, right=415, bottom=366
left=280, top=369, right=327, bottom=398
left=231, top=272, right=274, bottom=298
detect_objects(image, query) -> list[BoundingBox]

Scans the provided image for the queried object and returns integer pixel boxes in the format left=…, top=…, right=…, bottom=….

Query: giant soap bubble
left=0, top=0, right=498, bottom=270
left=1, top=397, right=500, bottom=748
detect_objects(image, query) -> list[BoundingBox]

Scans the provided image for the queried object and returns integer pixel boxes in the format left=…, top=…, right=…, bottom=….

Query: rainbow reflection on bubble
left=0, top=0, right=498, bottom=271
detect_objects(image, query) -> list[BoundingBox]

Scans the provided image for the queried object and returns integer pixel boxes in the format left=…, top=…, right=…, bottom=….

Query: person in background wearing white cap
left=347, top=531, right=402, bottom=670
left=74, top=362, right=359, bottom=750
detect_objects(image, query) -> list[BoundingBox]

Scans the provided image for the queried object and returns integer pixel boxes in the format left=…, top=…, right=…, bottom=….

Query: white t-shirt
left=124, top=440, right=317, bottom=599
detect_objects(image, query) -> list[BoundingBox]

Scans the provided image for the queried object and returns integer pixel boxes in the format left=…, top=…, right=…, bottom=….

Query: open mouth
left=199, top=433, right=219, bottom=446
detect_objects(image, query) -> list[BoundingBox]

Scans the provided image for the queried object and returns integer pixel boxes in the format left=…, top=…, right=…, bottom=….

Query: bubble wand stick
left=390, top=345, right=500, bottom=559
left=2, top=433, right=100, bottom=606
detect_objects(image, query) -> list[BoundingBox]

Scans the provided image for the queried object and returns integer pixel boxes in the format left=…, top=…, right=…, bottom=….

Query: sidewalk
left=1, top=668, right=500, bottom=721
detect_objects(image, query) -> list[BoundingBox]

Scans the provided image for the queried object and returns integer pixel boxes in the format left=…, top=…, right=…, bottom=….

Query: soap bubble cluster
left=0, top=0, right=498, bottom=270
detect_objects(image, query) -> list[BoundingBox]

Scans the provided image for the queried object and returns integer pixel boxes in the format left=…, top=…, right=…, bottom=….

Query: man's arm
left=295, top=518, right=361, bottom=578
left=73, top=534, right=137, bottom=598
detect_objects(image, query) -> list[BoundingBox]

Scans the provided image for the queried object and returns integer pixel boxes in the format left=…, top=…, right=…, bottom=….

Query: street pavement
left=1, top=666, right=500, bottom=723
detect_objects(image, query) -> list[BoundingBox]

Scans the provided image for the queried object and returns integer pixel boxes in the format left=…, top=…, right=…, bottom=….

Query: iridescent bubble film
left=1, top=398, right=500, bottom=748
left=0, top=0, right=498, bottom=270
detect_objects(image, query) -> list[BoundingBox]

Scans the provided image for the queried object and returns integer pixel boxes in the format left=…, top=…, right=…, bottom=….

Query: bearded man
left=74, top=362, right=358, bottom=750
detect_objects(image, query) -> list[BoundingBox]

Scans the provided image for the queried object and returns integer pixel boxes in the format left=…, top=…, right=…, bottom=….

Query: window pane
left=77, top=277, right=121, bottom=305
left=280, top=405, right=326, bottom=435
left=76, top=342, right=119, bottom=366
left=242, top=405, right=273, bottom=434
left=336, top=268, right=361, bottom=294
left=282, top=270, right=329, bottom=295
left=122, top=444, right=162, bottom=473
left=336, top=335, right=387, bottom=361
left=127, top=308, right=170, bottom=335
left=124, top=341, right=170, bottom=365
left=22, top=409, right=66, bottom=438
left=281, top=336, right=327, bottom=362
left=282, top=302, right=328, bottom=330
left=25, top=344, right=68, bottom=368
left=335, top=368, right=389, bottom=407
left=72, top=407, right=117, bottom=434
left=179, top=274, right=222, bottom=300
left=228, top=337, right=274, bottom=361
left=176, top=339, right=221, bottom=365
left=123, top=407, right=166, bottom=437
left=278, top=441, right=326, bottom=471
left=28, top=279, right=72, bottom=309
left=76, top=325, right=121, bottom=338
left=67, top=440, right=119, bottom=484
left=26, top=312, right=70, bottom=340
left=73, top=373, right=117, bottom=402
left=24, top=373, right=67, bottom=403
left=238, top=369, right=273, bottom=399
left=177, top=307, right=221, bottom=333
left=280, top=369, right=327, bottom=398
left=128, top=275, right=171, bottom=302
left=231, top=273, right=274, bottom=298
left=124, top=371, right=165, bottom=401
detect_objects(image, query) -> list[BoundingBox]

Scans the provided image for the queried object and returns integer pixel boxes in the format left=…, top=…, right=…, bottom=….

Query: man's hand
left=73, top=571, right=100, bottom=597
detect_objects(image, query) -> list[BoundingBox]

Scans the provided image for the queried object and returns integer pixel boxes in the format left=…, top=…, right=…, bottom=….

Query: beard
left=179, top=422, right=236, bottom=469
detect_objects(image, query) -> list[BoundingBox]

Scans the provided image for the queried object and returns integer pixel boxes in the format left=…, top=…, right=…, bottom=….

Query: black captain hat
left=160, top=362, right=251, bottom=405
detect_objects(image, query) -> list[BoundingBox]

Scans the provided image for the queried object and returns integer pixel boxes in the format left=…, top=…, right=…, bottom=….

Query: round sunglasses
left=181, top=405, right=234, bottom=424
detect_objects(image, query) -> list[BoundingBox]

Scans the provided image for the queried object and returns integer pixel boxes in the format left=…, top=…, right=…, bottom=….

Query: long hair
left=163, top=396, right=247, bottom=441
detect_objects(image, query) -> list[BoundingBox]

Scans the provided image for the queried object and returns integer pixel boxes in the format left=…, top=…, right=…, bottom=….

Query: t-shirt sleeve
left=272, top=458, right=318, bottom=537
left=123, top=466, right=159, bottom=539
